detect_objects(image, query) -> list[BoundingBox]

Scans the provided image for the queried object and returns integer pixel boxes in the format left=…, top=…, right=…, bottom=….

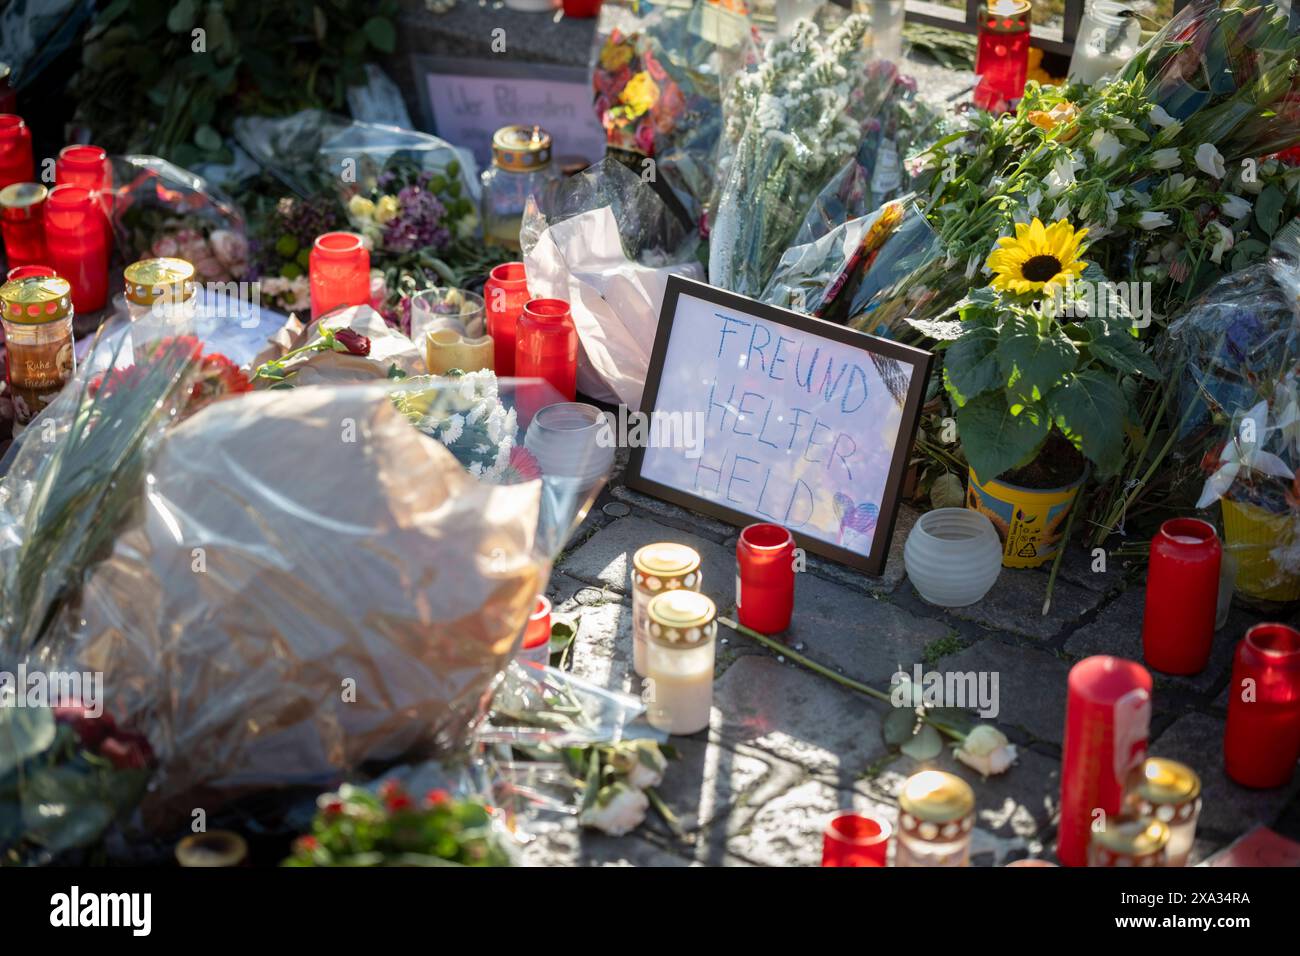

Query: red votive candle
left=737, top=522, right=796, bottom=634
left=309, top=232, right=370, bottom=320
left=1058, top=655, right=1152, bottom=867
left=0, top=115, right=32, bottom=191
left=821, top=811, right=891, bottom=867
left=1224, top=623, right=1300, bottom=788
left=974, top=0, right=1032, bottom=111
left=485, top=262, right=530, bottom=376
left=516, top=298, right=577, bottom=400
left=56, top=144, right=113, bottom=256
left=45, top=184, right=108, bottom=313
left=7, top=264, right=55, bottom=281
left=0, top=182, right=48, bottom=269
left=516, top=595, right=553, bottom=669
left=1141, top=518, right=1221, bottom=675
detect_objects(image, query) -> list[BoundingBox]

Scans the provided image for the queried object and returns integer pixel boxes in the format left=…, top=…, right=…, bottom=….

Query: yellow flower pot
left=425, top=328, right=494, bottom=375
left=1219, top=498, right=1300, bottom=602
left=966, top=468, right=1086, bottom=569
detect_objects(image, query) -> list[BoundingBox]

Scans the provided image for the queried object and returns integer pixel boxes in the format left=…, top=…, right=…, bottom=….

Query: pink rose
left=209, top=229, right=249, bottom=270
left=152, top=236, right=180, bottom=258
left=634, top=118, right=656, bottom=156
left=191, top=255, right=225, bottom=281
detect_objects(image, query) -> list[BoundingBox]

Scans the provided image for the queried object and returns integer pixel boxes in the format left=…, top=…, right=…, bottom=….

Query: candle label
left=1112, top=687, right=1151, bottom=783
left=6, top=337, right=74, bottom=425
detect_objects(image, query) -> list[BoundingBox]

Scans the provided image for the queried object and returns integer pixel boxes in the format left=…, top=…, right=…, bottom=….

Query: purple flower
left=381, top=186, right=451, bottom=254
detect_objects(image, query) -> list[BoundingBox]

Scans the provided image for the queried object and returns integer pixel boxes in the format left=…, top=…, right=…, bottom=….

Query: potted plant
left=926, top=219, right=1159, bottom=568
left=1197, top=395, right=1300, bottom=603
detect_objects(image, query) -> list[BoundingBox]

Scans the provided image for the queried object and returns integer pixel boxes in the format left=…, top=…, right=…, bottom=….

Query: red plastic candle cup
left=309, top=232, right=370, bottom=320
left=562, top=0, right=603, bottom=16
left=45, top=184, right=108, bottom=313
left=516, top=298, right=577, bottom=399
left=973, top=0, right=1032, bottom=110
left=485, top=262, right=530, bottom=376
left=1224, top=623, right=1300, bottom=788
left=1141, top=518, right=1221, bottom=675
left=55, top=145, right=113, bottom=254
left=0, top=182, right=48, bottom=270
left=736, top=523, right=796, bottom=634
left=517, top=595, right=553, bottom=669
left=0, top=115, right=33, bottom=191
left=7, top=264, right=55, bottom=281
left=821, top=811, right=891, bottom=867
left=1057, top=655, right=1152, bottom=867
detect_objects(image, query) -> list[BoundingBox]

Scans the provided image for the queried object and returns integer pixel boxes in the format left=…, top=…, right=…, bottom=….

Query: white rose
left=1150, top=148, right=1181, bottom=170
left=954, top=725, right=1018, bottom=777
left=580, top=783, right=649, bottom=836
left=1195, top=143, right=1226, bottom=179
left=1220, top=193, right=1252, bottom=220
left=1137, top=210, right=1174, bottom=230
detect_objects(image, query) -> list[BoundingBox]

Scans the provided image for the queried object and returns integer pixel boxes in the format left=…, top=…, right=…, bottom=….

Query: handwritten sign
left=628, top=277, right=932, bottom=574
left=419, top=58, right=606, bottom=169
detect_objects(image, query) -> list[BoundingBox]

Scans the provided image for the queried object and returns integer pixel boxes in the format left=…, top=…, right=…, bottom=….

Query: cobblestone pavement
left=524, top=451, right=1300, bottom=866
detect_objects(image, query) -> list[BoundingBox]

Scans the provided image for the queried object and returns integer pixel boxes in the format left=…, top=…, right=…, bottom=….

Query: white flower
left=1043, top=154, right=1078, bottom=199
left=625, top=743, right=669, bottom=789
left=1221, top=193, right=1252, bottom=220
left=1150, top=148, right=1181, bottom=170
left=1198, top=404, right=1296, bottom=508
left=1137, top=210, right=1173, bottom=230
left=1089, top=129, right=1124, bottom=166
left=954, top=726, right=1018, bottom=777
left=1195, top=143, right=1226, bottom=179
left=1050, top=199, right=1071, bottom=222
left=1149, top=104, right=1177, bottom=128
left=1206, top=220, right=1235, bottom=264
left=579, top=783, right=649, bottom=836
left=1025, top=189, right=1042, bottom=216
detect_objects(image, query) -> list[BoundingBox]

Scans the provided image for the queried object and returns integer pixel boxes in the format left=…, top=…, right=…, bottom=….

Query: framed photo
left=626, top=276, right=933, bottom=575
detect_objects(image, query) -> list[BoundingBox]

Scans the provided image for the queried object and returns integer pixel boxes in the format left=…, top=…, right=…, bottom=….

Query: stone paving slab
left=1054, top=541, right=1132, bottom=594
left=710, top=656, right=891, bottom=780
left=724, top=779, right=898, bottom=867
left=519, top=827, right=699, bottom=867
left=1152, top=712, right=1300, bottom=839
left=608, top=483, right=738, bottom=542
left=930, top=566, right=1103, bottom=641
left=1062, top=587, right=1243, bottom=694
left=937, top=640, right=1073, bottom=745
left=558, top=515, right=738, bottom=611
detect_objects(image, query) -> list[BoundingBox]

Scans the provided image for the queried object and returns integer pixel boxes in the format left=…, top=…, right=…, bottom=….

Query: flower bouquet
left=708, top=15, right=875, bottom=296
left=249, top=194, right=347, bottom=315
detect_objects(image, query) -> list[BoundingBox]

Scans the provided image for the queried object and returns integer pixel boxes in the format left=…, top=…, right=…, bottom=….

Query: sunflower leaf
left=1048, top=370, right=1128, bottom=475
left=954, top=392, right=1050, bottom=479
left=943, top=325, right=1001, bottom=405
left=996, top=313, right=1078, bottom=398
left=1083, top=319, right=1159, bottom=378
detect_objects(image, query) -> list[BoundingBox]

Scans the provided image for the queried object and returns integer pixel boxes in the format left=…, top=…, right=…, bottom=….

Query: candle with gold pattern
left=0, top=273, right=75, bottom=427
left=123, top=257, right=197, bottom=323
left=1088, top=817, right=1169, bottom=867
left=1126, top=758, right=1202, bottom=867
left=631, top=542, right=702, bottom=676
left=644, top=589, right=717, bottom=736
left=895, top=770, right=975, bottom=867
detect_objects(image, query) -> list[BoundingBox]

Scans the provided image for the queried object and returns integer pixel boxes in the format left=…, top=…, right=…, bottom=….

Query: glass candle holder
left=309, top=232, right=370, bottom=320
left=410, top=286, right=486, bottom=341
left=123, top=257, right=197, bottom=324
left=0, top=182, right=47, bottom=269
left=516, top=297, right=577, bottom=400
left=644, top=589, right=717, bottom=736
left=1224, top=623, right=1300, bottom=788
left=1088, top=817, right=1169, bottom=867
left=1068, top=1, right=1142, bottom=86
left=56, top=144, right=113, bottom=255
left=973, top=0, right=1032, bottom=111
left=1058, top=655, right=1152, bottom=866
left=1126, top=758, right=1202, bottom=867
left=485, top=262, right=530, bottom=376
left=736, top=523, right=796, bottom=634
left=631, top=542, right=702, bottom=677
left=1142, top=518, right=1222, bottom=675
left=425, top=328, right=494, bottom=375
left=0, top=273, right=75, bottom=427
left=894, top=770, right=975, bottom=867
left=480, top=125, right=561, bottom=251
left=821, top=811, right=891, bottom=867
left=0, top=115, right=33, bottom=191
left=516, top=595, right=552, bottom=669
left=175, top=831, right=249, bottom=868
left=45, top=184, right=108, bottom=313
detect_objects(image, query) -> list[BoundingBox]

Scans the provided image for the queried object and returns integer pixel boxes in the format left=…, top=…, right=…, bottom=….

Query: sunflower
left=986, top=218, right=1089, bottom=296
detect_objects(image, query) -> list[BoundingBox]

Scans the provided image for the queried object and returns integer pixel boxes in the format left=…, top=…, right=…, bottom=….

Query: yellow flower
left=374, top=195, right=400, bottom=225
left=987, top=218, right=1089, bottom=297
left=599, top=40, right=634, bottom=72
left=348, top=195, right=376, bottom=219
left=1026, top=102, right=1080, bottom=140
left=620, top=71, right=660, bottom=117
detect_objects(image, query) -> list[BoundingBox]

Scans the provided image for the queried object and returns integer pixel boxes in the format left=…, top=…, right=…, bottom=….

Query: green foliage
left=70, top=0, right=401, bottom=164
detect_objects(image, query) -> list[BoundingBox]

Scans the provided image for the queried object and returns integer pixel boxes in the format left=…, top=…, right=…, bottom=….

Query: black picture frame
left=626, top=275, right=934, bottom=576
